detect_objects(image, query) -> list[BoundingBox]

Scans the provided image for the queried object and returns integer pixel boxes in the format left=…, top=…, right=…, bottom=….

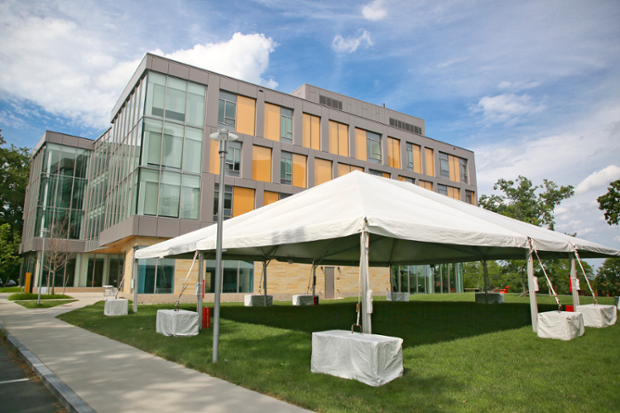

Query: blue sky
left=1, top=0, right=619, bottom=255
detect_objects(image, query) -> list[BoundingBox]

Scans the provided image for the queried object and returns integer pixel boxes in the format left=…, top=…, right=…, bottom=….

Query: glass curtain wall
left=204, top=260, right=254, bottom=293
left=137, top=257, right=175, bottom=294
left=391, top=263, right=464, bottom=294
left=33, top=143, right=90, bottom=240
left=136, top=72, right=205, bottom=219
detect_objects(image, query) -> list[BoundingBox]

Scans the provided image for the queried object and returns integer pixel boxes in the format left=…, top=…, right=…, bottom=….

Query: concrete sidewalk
left=0, top=293, right=312, bottom=413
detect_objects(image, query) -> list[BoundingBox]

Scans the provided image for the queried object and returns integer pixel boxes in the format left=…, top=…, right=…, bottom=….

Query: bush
left=8, top=293, right=73, bottom=301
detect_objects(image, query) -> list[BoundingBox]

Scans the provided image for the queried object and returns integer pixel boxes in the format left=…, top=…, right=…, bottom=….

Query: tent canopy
left=135, top=171, right=620, bottom=265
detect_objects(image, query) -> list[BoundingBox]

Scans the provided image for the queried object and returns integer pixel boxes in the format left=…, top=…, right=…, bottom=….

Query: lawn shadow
left=220, top=300, right=559, bottom=348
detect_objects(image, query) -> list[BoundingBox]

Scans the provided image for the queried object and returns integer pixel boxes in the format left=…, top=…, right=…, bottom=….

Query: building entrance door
left=324, top=267, right=335, bottom=299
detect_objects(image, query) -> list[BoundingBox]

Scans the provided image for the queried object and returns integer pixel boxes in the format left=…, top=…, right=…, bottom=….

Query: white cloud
left=332, top=30, right=373, bottom=53
left=574, top=165, right=620, bottom=195
left=157, top=33, right=278, bottom=89
left=0, top=3, right=278, bottom=129
left=473, top=93, right=546, bottom=125
left=362, top=0, right=387, bottom=21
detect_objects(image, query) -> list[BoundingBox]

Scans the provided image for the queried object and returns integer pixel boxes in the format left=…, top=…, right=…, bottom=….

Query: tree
left=42, top=213, right=73, bottom=295
left=0, top=130, right=30, bottom=283
left=471, top=176, right=575, bottom=293
left=595, top=257, right=620, bottom=297
left=478, top=176, right=574, bottom=230
left=597, top=178, right=620, bottom=226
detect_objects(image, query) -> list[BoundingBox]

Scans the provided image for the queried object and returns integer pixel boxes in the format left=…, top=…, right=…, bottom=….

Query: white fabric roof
left=135, top=171, right=620, bottom=265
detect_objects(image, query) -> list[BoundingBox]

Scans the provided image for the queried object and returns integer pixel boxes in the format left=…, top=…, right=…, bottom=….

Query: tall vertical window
left=424, top=148, right=434, bottom=176
left=292, top=153, right=307, bottom=188
left=387, top=137, right=400, bottom=168
left=329, top=121, right=349, bottom=156
left=302, top=113, right=321, bottom=150
left=213, top=184, right=233, bottom=219
left=314, top=158, right=332, bottom=186
left=459, top=158, right=468, bottom=183
left=405, top=143, right=422, bottom=173
left=264, top=104, right=293, bottom=143
left=225, top=141, right=242, bottom=177
left=281, top=108, right=293, bottom=143
left=281, top=151, right=293, bottom=184
left=252, top=146, right=272, bottom=182
left=439, top=153, right=450, bottom=178
left=138, top=257, right=175, bottom=294
left=419, top=180, right=433, bottom=191
left=218, top=91, right=237, bottom=130
left=438, top=184, right=448, bottom=196
left=466, top=190, right=475, bottom=205
left=337, top=163, right=363, bottom=177
left=367, top=132, right=382, bottom=164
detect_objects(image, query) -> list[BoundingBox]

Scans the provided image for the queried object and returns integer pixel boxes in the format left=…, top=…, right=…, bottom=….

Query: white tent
left=135, top=171, right=620, bottom=332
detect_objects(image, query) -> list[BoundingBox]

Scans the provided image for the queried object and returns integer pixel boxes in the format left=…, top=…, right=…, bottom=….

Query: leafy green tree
left=0, top=130, right=31, bottom=283
left=595, top=258, right=620, bottom=296
left=470, top=176, right=575, bottom=293
left=0, top=130, right=31, bottom=232
left=478, top=176, right=574, bottom=230
left=597, top=178, right=620, bottom=226
left=0, top=223, right=22, bottom=285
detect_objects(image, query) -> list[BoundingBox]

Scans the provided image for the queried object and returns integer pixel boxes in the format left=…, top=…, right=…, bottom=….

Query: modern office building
left=19, top=54, right=476, bottom=302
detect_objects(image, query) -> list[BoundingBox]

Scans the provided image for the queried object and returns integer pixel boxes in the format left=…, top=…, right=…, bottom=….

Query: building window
left=399, top=176, right=415, bottom=184
left=406, top=143, right=422, bottom=174
left=281, top=108, right=293, bottom=143
left=180, top=175, right=200, bottom=219
left=367, top=132, right=382, bottom=164
left=213, top=184, right=233, bottom=220
left=314, top=158, right=332, bottom=186
left=338, top=163, right=363, bottom=177
left=145, top=72, right=205, bottom=127
left=424, top=148, right=434, bottom=176
left=218, top=91, right=237, bottom=130
left=232, top=187, right=255, bottom=217
left=225, top=141, right=241, bottom=177
left=439, top=153, right=450, bottom=179
left=252, top=145, right=272, bottom=183
left=419, top=180, right=433, bottom=191
left=329, top=121, right=349, bottom=156
left=466, top=190, right=475, bottom=205
left=302, top=113, right=321, bottom=150
left=369, top=169, right=384, bottom=177
left=138, top=257, right=175, bottom=294
left=281, top=151, right=293, bottom=185
left=205, top=260, right=254, bottom=293
left=263, top=191, right=280, bottom=206
left=460, top=158, right=468, bottom=183
left=438, top=184, right=448, bottom=196
left=387, top=137, right=400, bottom=168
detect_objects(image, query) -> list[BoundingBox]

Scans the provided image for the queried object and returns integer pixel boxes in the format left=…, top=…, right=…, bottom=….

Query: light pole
left=209, top=128, right=238, bottom=363
left=37, top=228, right=49, bottom=305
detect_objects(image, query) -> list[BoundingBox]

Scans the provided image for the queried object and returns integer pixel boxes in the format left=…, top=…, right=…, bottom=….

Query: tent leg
left=526, top=250, right=538, bottom=332
left=263, top=261, right=268, bottom=307
left=482, top=260, right=489, bottom=304
left=197, top=252, right=204, bottom=330
left=360, top=229, right=371, bottom=334
left=569, top=255, right=580, bottom=308
left=312, top=264, right=316, bottom=298
left=132, top=257, right=138, bottom=314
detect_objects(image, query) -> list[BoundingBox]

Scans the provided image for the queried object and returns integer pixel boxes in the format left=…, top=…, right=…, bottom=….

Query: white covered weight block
left=575, top=304, right=617, bottom=328
left=537, top=311, right=584, bottom=341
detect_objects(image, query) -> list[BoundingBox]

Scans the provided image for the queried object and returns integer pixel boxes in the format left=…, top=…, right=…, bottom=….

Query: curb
left=0, top=322, right=97, bottom=413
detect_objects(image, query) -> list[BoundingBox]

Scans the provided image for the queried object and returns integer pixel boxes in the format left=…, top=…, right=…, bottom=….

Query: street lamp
left=37, top=228, right=49, bottom=305
left=209, top=128, right=238, bottom=363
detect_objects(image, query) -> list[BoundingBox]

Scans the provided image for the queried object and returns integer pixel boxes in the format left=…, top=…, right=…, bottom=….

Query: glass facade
left=391, top=263, right=464, bottom=294
left=204, top=260, right=254, bottom=293
left=26, top=143, right=90, bottom=240
left=137, top=257, right=175, bottom=294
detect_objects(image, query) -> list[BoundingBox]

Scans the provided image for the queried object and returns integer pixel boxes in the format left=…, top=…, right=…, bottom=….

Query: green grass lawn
left=58, top=294, right=619, bottom=413
left=8, top=293, right=73, bottom=301
left=15, top=299, right=78, bottom=309
left=0, top=286, right=22, bottom=293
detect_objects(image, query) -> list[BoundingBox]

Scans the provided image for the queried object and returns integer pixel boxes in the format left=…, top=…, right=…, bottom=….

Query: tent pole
left=263, top=260, right=268, bottom=307
left=360, top=227, right=371, bottom=334
left=132, top=254, right=138, bottom=314
left=526, top=249, right=538, bottom=332
left=197, top=252, right=204, bottom=330
left=482, top=260, right=489, bottom=304
left=312, top=264, right=316, bottom=298
left=569, top=255, right=580, bottom=308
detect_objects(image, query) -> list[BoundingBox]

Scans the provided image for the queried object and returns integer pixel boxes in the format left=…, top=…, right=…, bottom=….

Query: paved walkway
left=0, top=293, right=312, bottom=413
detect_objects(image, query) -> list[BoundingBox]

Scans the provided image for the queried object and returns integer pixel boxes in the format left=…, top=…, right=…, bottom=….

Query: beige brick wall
left=115, top=236, right=391, bottom=303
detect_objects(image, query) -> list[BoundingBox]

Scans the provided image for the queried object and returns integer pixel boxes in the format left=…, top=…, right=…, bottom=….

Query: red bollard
left=203, top=307, right=211, bottom=328
left=564, top=305, right=574, bottom=312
